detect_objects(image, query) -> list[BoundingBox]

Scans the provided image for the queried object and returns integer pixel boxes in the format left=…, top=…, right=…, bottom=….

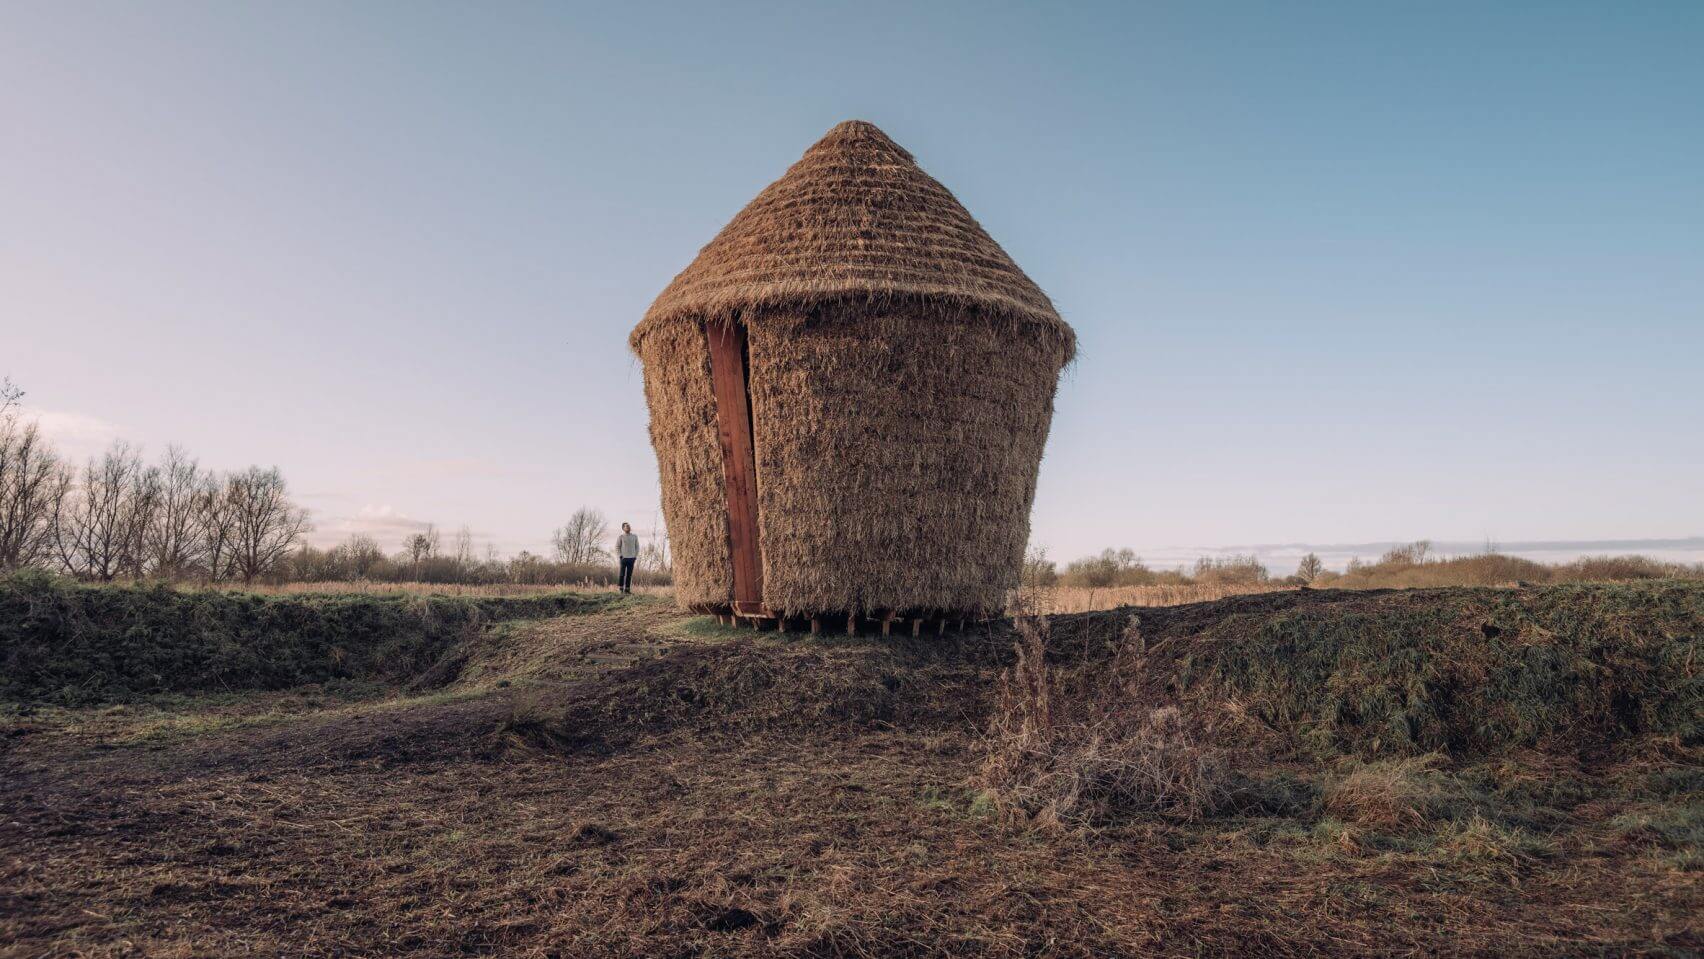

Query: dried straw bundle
left=632, top=120, right=1074, bottom=618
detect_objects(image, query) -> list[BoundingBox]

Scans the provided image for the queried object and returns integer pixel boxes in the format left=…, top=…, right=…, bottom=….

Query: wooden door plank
left=705, top=320, right=764, bottom=614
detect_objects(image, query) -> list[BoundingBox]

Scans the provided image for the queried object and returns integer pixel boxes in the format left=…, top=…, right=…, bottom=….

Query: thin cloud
left=308, top=505, right=440, bottom=549
left=23, top=409, right=123, bottom=461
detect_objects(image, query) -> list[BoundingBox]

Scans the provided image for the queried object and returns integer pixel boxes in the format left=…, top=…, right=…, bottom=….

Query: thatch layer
left=632, top=120, right=1073, bottom=361
left=634, top=320, right=733, bottom=608
left=745, top=302, right=1067, bottom=617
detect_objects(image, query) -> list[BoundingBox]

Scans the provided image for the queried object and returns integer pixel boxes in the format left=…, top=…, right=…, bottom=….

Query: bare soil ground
left=2, top=595, right=1698, bottom=958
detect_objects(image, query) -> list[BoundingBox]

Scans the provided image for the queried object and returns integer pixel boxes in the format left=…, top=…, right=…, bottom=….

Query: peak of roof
left=634, top=120, right=1072, bottom=357
left=809, top=119, right=914, bottom=160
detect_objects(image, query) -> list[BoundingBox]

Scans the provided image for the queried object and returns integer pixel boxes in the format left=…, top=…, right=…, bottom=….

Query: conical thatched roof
left=632, top=120, right=1073, bottom=358
left=632, top=120, right=1074, bottom=619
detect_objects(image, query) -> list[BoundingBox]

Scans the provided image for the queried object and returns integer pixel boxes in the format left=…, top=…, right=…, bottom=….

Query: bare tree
left=452, top=524, right=474, bottom=570
left=1379, top=540, right=1433, bottom=566
left=227, top=466, right=311, bottom=584
left=197, top=473, right=239, bottom=582
left=0, top=377, right=21, bottom=418
left=1021, top=545, right=1058, bottom=587
left=0, top=396, right=71, bottom=571
left=640, top=539, right=670, bottom=575
left=119, top=460, right=162, bottom=579
left=146, top=446, right=204, bottom=579
left=54, top=442, right=149, bottom=580
left=335, top=534, right=385, bottom=579
left=404, top=524, right=439, bottom=578
left=1295, top=553, right=1324, bottom=583
left=551, top=507, right=609, bottom=566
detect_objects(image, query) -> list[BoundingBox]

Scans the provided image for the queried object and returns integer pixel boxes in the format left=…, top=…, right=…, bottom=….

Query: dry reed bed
left=1014, top=581, right=1292, bottom=613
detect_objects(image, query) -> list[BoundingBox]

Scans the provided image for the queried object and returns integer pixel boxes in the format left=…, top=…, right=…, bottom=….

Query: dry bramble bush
left=976, top=615, right=1235, bottom=828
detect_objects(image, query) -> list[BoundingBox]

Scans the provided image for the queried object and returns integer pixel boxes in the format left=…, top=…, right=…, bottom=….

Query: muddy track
left=2, top=602, right=702, bottom=791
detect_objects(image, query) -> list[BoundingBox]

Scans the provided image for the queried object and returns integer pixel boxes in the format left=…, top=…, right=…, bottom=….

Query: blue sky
left=3, top=1, right=1701, bottom=567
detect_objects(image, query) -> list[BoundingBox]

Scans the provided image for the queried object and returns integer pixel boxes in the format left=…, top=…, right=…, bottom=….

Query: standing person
left=615, top=523, right=639, bottom=594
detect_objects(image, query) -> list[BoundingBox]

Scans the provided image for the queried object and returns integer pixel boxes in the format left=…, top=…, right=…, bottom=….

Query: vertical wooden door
left=705, top=319, right=764, bottom=614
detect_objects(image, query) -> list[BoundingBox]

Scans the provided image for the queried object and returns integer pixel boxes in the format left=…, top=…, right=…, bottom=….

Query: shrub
left=1191, top=554, right=1268, bottom=586
left=1330, top=553, right=1551, bottom=589
left=1554, top=555, right=1703, bottom=582
left=1059, top=548, right=1157, bottom=588
left=977, top=618, right=1234, bottom=827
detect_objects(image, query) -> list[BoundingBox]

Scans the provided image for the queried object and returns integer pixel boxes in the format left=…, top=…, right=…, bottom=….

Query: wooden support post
left=881, top=615, right=893, bottom=637
left=846, top=616, right=858, bottom=636
left=809, top=617, right=821, bottom=635
left=937, top=619, right=947, bottom=637
left=911, top=618, right=922, bottom=637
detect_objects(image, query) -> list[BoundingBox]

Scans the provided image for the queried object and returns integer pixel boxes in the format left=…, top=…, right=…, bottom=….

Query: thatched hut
left=631, top=120, right=1074, bottom=626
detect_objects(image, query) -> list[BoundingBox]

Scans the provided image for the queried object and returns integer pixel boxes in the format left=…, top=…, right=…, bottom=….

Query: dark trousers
left=618, top=557, right=636, bottom=592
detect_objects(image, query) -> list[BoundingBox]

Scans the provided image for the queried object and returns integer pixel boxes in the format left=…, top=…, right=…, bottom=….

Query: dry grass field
left=202, top=580, right=675, bottom=600
left=166, top=580, right=1279, bottom=614
left=1014, top=582, right=1289, bottom=614
left=2, top=577, right=1699, bottom=957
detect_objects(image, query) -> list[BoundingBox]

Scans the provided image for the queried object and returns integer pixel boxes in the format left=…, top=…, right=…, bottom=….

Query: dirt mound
left=504, top=583, right=1702, bottom=763
left=0, top=572, right=622, bottom=705
left=505, top=632, right=1003, bottom=753
left=1032, top=581, right=1703, bottom=758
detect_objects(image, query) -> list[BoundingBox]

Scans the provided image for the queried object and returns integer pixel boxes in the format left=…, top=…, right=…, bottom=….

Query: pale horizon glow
left=4, top=2, right=1701, bottom=567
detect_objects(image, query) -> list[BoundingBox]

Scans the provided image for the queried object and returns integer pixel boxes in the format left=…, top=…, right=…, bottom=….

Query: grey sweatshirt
left=616, top=533, right=640, bottom=559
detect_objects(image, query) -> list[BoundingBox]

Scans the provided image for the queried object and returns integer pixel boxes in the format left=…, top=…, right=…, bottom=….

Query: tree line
left=1025, top=547, right=1277, bottom=589
left=0, top=380, right=310, bottom=582
left=285, top=507, right=669, bottom=587
left=1027, top=539, right=1702, bottom=591
left=1, top=380, right=671, bottom=587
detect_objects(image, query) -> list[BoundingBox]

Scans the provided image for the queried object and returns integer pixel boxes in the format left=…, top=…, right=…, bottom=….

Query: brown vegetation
left=1019, top=581, right=1284, bottom=614
left=1021, top=540, right=1704, bottom=613
left=977, top=620, right=1234, bottom=827
left=2, top=583, right=1697, bottom=955
left=1326, top=547, right=1704, bottom=589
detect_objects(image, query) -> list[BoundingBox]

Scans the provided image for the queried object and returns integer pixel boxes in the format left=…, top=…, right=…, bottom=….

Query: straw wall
left=638, top=302, right=1068, bottom=616
left=635, top=319, right=733, bottom=608
left=748, top=301, right=1066, bottom=616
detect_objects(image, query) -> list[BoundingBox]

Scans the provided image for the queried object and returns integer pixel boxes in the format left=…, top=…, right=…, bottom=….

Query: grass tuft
left=1322, top=755, right=1477, bottom=832
left=976, top=618, right=1236, bottom=827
